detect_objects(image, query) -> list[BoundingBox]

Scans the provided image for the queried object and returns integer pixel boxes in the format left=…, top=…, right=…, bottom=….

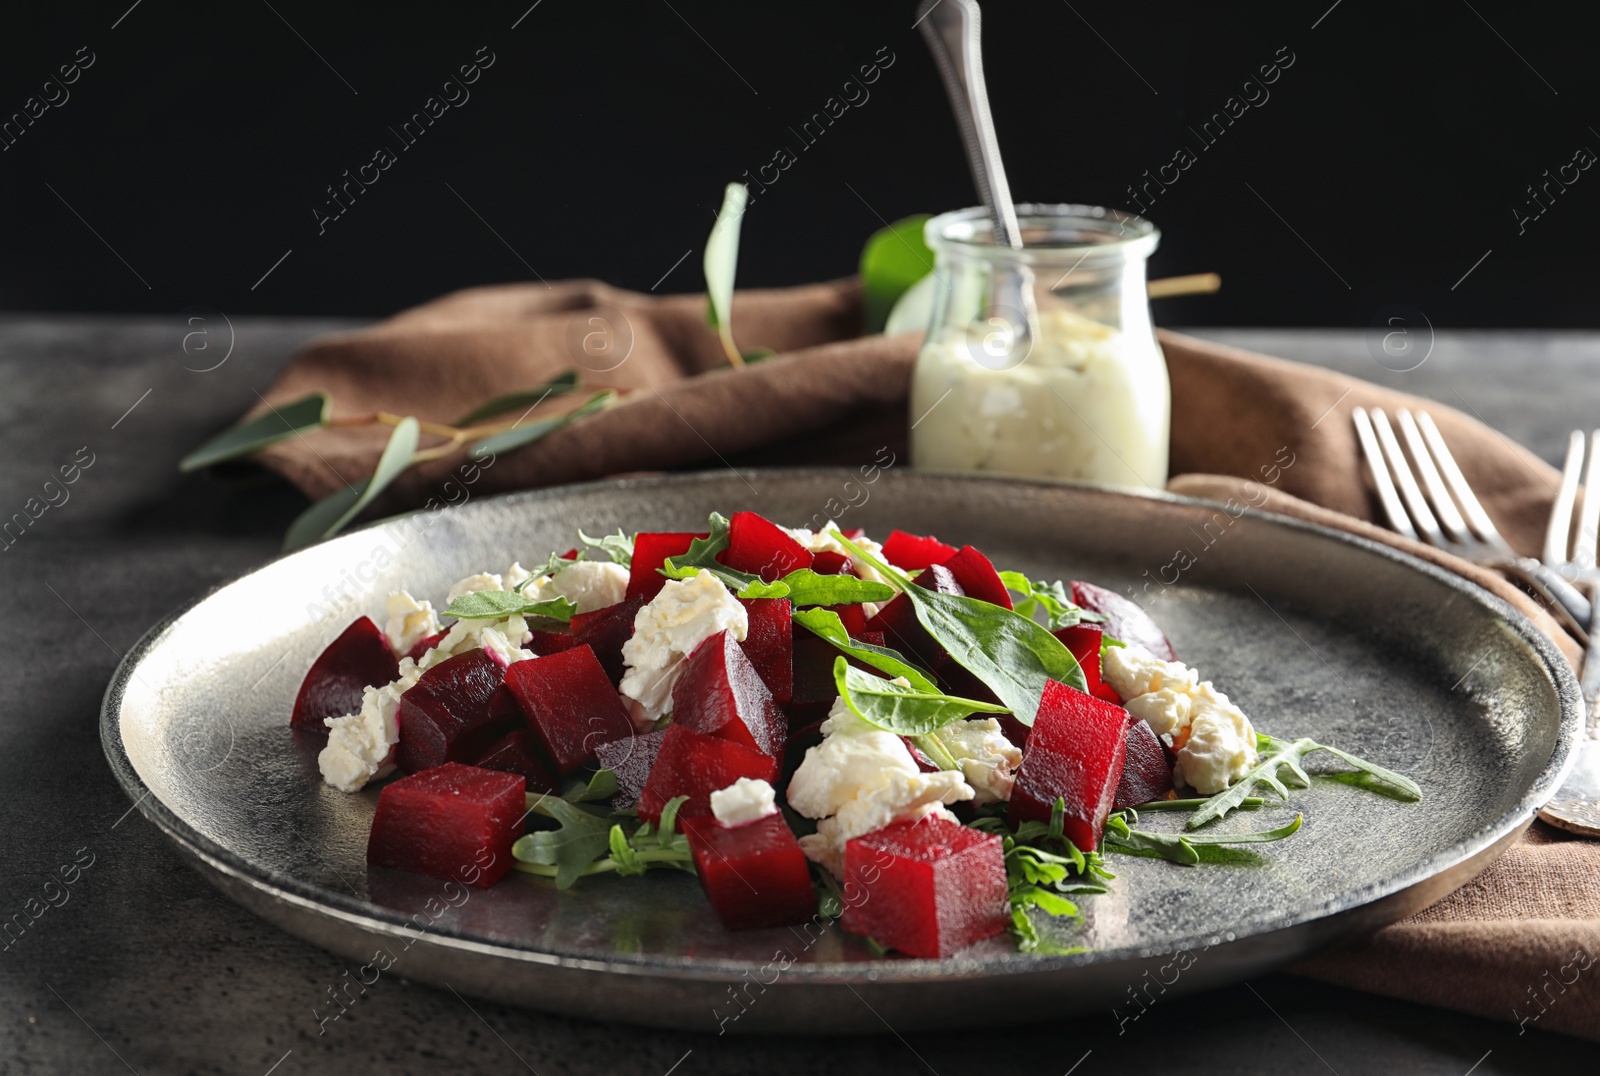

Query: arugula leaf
left=999, top=572, right=1106, bottom=630
left=704, top=183, right=750, bottom=366
left=735, top=578, right=790, bottom=599
left=793, top=607, right=938, bottom=692
left=283, top=416, right=420, bottom=551
left=577, top=529, right=634, bottom=567
left=831, top=531, right=1085, bottom=724
left=1187, top=735, right=1422, bottom=829
left=444, top=590, right=578, bottom=623
left=996, top=797, right=1112, bottom=953
left=1131, top=796, right=1264, bottom=813
left=659, top=512, right=765, bottom=592
left=181, top=392, right=331, bottom=472
left=563, top=769, right=619, bottom=803
left=1104, top=811, right=1303, bottom=865
left=512, top=796, right=614, bottom=889
left=833, top=658, right=1007, bottom=735
left=454, top=371, right=579, bottom=426
left=779, top=569, right=896, bottom=608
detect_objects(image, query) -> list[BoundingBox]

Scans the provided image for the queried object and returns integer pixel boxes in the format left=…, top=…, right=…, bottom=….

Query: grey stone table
left=2, top=317, right=1594, bottom=1075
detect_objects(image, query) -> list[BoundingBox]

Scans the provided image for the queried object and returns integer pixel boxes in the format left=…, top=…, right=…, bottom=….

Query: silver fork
left=1352, top=406, right=1592, bottom=639
left=1536, top=430, right=1600, bottom=837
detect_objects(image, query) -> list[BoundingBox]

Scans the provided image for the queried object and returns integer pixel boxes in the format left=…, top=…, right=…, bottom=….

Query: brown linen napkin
left=247, top=279, right=1596, bottom=1038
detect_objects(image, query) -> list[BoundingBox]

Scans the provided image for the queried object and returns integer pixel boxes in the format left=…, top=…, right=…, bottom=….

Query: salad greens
left=999, top=572, right=1107, bottom=631
left=792, top=608, right=938, bottom=690
left=577, top=528, right=633, bottom=566
left=512, top=791, right=693, bottom=888
left=1186, top=734, right=1422, bottom=829
left=442, top=591, right=578, bottom=623
left=658, top=513, right=895, bottom=604
left=832, top=657, right=1007, bottom=736
left=1103, top=811, right=1304, bottom=866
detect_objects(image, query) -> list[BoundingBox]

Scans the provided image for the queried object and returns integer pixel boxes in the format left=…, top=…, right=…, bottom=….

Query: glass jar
left=908, top=204, right=1170, bottom=489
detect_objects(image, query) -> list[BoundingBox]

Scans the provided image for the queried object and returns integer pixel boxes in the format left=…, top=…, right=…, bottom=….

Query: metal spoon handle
left=917, top=0, right=1022, bottom=249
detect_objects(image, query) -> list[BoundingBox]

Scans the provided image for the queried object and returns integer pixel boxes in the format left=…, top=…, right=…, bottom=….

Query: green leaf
left=735, top=579, right=791, bottom=600
left=792, top=608, right=937, bottom=692
left=443, top=591, right=578, bottom=623
left=181, top=392, right=330, bottom=472
left=656, top=794, right=689, bottom=845
left=1131, top=796, right=1264, bottom=813
left=779, top=569, right=896, bottom=608
left=454, top=371, right=580, bottom=426
left=1187, top=735, right=1421, bottom=830
left=578, top=529, right=634, bottom=567
left=1104, top=812, right=1303, bottom=865
left=660, top=512, right=765, bottom=591
left=999, top=572, right=1106, bottom=630
left=608, top=824, right=646, bottom=875
left=860, top=214, right=933, bottom=335
left=704, top=183, right=749, bottom=337
left=469, top=390, right=615, bottom=461
left=833, top=657, right=1007, bottom=736
left=283, top=416, right=419, bottom=551
left=512, top=797, right=614, bottom=889
left=563, top=769, right=620, bottom=803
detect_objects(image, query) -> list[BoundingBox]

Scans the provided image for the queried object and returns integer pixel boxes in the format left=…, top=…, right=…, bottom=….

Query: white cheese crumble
left=784, top=521, right=892, bottom=617
left=446, top=571, right=505, bottom=603
left=1102, top=644, right=1258, bottom=794
left=535, top=560, right=630, bottom=613
left=786, top=697, right=973, bottom=876
left=318, top=657, right=420, bottom=792
left=382, top=590, right=440, bottom=656
left=940, top=718, right=1023, bottom=804
left=618, top=569, right=748, bottom=725
left=710, top=777, right=779, bottom=828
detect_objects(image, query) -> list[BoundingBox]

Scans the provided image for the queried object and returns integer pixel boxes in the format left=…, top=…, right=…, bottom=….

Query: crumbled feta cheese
left=446, top=571, right=504, bottom=603
left=477, top=626, right=535, bottom=668
left=619, top=569, right=748, bottom=724
left=787, top=697, right=973, bottom=876
left=710, top=777, right=779, bottom=828
left=423, top=613, right=530, bottom=670
left=544, top=560, right=629, bottom=613
left=318, top=658, right=420, bottom=792
left=382, top=590, right=440, bottom=656
left=503, top=561, right=535, bottom=592
left=1103, top=644, right=1258, bottom=794
left=940, top=718, right=1023, bottom=804
left=784, top=522, right=892, bottom=616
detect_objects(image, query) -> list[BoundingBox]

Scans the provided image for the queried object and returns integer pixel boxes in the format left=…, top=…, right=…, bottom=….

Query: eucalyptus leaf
left=704, top=183, right=748, bottom=333
left=444, top=590, right=577, bottom=623
left=833, top=658, right=1007, bottom=735
left=860, top=214, right=933, bottom=334
left=469, top=390, right=614, bottom=461
left=780, top=569, right=896, bottom=608
left=180, top=392, right=329, bottom=472
left=282, top=417, right=419, bottom=551
left=792, top=607, right=937, bottom=691
left=454, top=371, right=579, bottom=425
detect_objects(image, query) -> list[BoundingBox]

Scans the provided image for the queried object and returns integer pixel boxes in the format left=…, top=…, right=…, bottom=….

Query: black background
left=1, top=0, right=1597, bottom=326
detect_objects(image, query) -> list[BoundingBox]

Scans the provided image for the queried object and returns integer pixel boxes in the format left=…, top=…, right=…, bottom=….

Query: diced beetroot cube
left=902, top=737, right=940, bottom=772
left=1071, top=581, right=1176, bottom=661
left=1113, top=715, right=1176, bottom=811
left=825, top=603, right=869, bottom=636
left=502, top=646, right=634, bottom=776
left=684, top=813, right=817, bottom=930
left=1009, top=680, right=1129, bottom=851
left=938, top=546, right=1012, bottom=609
left=1053, top=624, right=1120, bottom=702
left=863, top=563, right=964, bottom=670
left=811, top=551, right=852, bottom=575
left=595, top=728, right=668, bottom=810
left=404, top=628, right=449, bottom=663
left=840, top=814, right=1008, bottom=958
left=525, top=628, right=579, bottom=657
left=883, top=530, right=959, bottom=571
left=672, top=630, right=787, bottom=757
left=996, top=714, right=1032, bottom=751
left=559, top=548, right=580, bottom=560
left=367, top=762, right=524, bottom=888
left=738, top=597, right=793, bottom=704
left=790, top=629, right=892, bottom=712
left=292, top=617, right=399, bottom=729
left=718, top=511, right=814, bottom=582
left=570, top=596, right=646, bottom=686
left=628, top=532, right=705, bottom=601
left=637, top=725, right=777, bottom=824
left=395, top=650, right=516, bottom=774
left=782, top=719, right=826, bottom=783
left=472, top=728, right=559, bottom=795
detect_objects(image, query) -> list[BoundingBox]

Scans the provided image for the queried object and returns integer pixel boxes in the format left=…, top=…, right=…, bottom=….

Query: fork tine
left=1353, top=407, right=1418, bottom=540
left=1545, top=430, right=1585, bottom=566
left=1577, top=432, right=1599, bottom=571
left=1416, top=410, right=1513, bottom=554
left=1397, top=408, right=1472, bottom=544
left=1371, top=407, right=1446, bottom=546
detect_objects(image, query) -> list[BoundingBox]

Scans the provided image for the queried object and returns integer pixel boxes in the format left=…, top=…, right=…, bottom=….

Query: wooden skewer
left=1147, top=272, right=1221, bottom=299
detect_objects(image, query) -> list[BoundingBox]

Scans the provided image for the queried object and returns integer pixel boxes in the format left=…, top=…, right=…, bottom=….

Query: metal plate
left=101, top=471, right=1582, bottom=1034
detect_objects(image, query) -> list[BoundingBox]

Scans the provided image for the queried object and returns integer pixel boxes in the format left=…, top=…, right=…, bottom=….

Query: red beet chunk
left=841, top=814, right=1008, bottom=958
left=637, top=725, right=777, bottom=824
left=811, top=551, right=852, bottom=575
left=595, top=728, right=668, bottom=810
left=1009, top=680, right=1130, bottom=851
left=674, top=631, right=787, bottom=757
left=367, top=763, right=524, bottom=888
left=938, top=546, right=1012, bottom=609
left=472, top=728, right=559, bottom=796
left=1113, top=716, right=1175, bottom=811
left=395, top=650, right=516, bottom=774
left=404, top=628, right=449, bottom=663
left=863, top=563, right=964, bottom=670
left=719, top=511, right=814, bottom=582
left=628, top=532, right=705, bottom=601
left=525, top=628, right=579, bottom=657
left=790, top=629, right=890, bottom=711
left=883, top=529, right=959, bottom=572
left=502, top=646, right=634, bottom=776
left=825, top=603, right=869, bottom=636
left=1053, top=624, right=1122, bottom=702
left=684, top=814, right=816, bottom=930
left=902, top=738, right=940, bottom=772
left=570, top=596, right=646, bottom=687
left=738, top=597, right=793, bottom=704
left=292, top=617, right=399, bottom=730
left=1071, top=581, right=1176, bottom=661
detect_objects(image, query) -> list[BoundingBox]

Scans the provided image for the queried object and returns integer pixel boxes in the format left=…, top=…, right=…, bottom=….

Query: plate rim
left=100, top=468, right=1585, bottom=982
